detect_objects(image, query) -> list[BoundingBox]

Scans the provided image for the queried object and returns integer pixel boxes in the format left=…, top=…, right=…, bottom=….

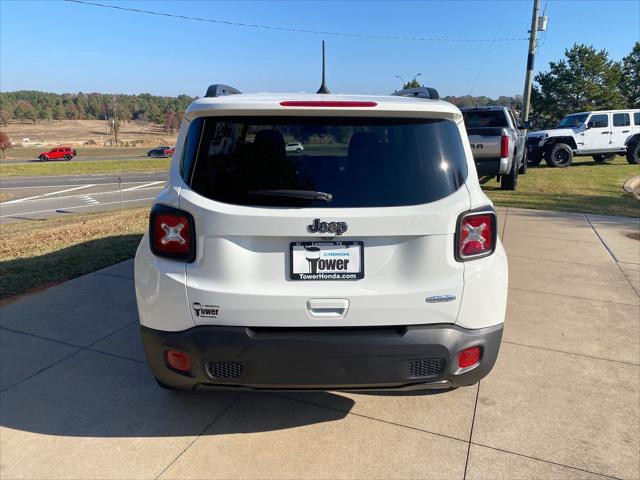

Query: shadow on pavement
left=0, top=346, right=354, bottom=437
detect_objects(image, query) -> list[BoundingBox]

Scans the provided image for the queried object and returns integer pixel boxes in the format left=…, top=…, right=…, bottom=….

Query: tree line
left=1, top=42, right=637, bottom=133
left=531, top=42, right=639, bottom=126
left=0, top=91, right=195, bottom=128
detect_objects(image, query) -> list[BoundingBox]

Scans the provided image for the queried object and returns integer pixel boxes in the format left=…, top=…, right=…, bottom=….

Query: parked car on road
left=285, top=141, right=304, bottom=153
left=135, top=84, right=508, bottom=392
left=526, top=109, right=640, bottom=167
left=460, top=106, right=526, bottom=191
left=148, top=146, right=175, bottom=158
left=38, top=146, right=76, bottom=161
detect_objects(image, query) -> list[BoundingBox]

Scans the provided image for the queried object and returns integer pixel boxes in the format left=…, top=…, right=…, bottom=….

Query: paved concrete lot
left=1, top=207, right=638, bottom=479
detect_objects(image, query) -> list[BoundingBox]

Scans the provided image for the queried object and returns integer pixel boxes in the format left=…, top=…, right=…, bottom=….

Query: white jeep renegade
left=134, top=84, right=508, bottom=391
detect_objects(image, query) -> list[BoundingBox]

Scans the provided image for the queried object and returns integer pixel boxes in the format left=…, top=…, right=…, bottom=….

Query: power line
left=65, top=0, right=530, bottom=43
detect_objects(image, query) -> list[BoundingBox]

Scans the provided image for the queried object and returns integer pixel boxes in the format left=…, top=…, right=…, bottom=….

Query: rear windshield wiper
left=248, top=190, right=333, bottom=202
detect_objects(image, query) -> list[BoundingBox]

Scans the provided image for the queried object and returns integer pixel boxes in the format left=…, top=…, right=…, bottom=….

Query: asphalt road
left=0, top=172, right=166, bottom=224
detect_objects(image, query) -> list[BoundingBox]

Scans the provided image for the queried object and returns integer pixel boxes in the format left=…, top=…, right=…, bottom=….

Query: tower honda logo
left=307, top=219, right=348, bottom=235
left=192, top=302, right=219, bottom=318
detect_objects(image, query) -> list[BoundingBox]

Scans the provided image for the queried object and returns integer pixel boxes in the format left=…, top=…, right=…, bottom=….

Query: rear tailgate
left=466, top=127, right=504, bottom=159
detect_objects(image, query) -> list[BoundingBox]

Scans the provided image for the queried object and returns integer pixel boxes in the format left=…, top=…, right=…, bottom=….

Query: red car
left=148, top=146, right=175, bottom=158
left=38, top=146, right=77, bottom=161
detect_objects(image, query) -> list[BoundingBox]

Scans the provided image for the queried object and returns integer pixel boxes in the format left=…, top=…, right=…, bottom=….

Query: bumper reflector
left=167, top=350, right=191, bottom=372
left=458, top=347, right=481, bottom=368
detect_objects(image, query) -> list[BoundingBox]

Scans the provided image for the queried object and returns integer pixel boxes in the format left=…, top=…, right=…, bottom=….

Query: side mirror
left=585, top=122, right=591, bottom=130
left=522, top=120, right=531, bottom=129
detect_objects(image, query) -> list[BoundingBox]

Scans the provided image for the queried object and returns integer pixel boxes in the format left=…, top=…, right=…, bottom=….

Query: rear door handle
left=622, top=130, right=630, bottom=133
left=601, top=132, right=610, bottom=134
left=306, top=298, right=349, bottom=319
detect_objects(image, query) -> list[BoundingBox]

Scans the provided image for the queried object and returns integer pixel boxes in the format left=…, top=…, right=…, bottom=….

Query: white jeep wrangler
left=527, top=109, right=640, bottom=167
left=134, top=84, right=508, bottom=392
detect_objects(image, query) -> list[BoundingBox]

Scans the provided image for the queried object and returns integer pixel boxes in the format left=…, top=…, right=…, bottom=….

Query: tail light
left=149, top=204, right=196, bottom=262
left=458, top=346, right=481, bottom=368
left=500, top=133, right=509, bottom=158
left=455, top=209, right=497, bottom=261
left=166, top=349, right=191, bottom=372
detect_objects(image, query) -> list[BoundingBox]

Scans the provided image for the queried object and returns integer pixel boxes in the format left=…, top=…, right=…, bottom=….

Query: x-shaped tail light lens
left=457, top=212, right=496, bottom=260
left=150, top=205, right=195, bottom=262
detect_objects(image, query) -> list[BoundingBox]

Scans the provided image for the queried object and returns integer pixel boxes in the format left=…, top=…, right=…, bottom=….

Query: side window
left=613, top=113, right=630, bottom=127
left=180, top=118, right=204, bottom=182
left=588, top=114, right=608, bottom=129
left=634, top=112, right=640, bottom=125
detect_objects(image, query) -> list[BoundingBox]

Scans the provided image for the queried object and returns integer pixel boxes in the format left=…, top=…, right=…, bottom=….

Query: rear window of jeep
left=181, top=116, right=468, bottom=208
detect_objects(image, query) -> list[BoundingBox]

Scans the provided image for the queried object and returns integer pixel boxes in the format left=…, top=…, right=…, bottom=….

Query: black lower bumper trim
left=140, top=323, right=503, bottom=391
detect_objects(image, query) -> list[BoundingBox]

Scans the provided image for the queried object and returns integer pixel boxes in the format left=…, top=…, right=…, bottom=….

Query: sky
left=1, top=0, right=638, bottom=99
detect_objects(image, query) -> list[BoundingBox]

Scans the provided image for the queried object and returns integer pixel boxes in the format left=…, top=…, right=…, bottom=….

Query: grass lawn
left=3, top=147, right=150, bottom=161
left=0, top=208, right=149, bottom=300
left=0, top=158, right=170, bottom=177
left=483, top=155, right=640, bottom=218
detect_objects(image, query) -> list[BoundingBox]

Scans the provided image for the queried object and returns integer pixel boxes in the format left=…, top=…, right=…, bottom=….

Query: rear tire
left=593, top=153, right=615, bottom=164
left=39, top=155, right=47, bottom=162
left=500, top=158, right=518, bottom=190
left=64, top=154, right=72, bottom=161
left=518, top=150, right=528, bottom=174
left=626, top=142, right=639, bottom=165
left=544, top=143, right=573, bottom=168
left=527, top=154, right=543, bottom=166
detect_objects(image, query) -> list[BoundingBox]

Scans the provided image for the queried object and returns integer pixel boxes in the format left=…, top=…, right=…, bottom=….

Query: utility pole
left=112, top=95, right=119, bottom=146
left=521, top=0, right=541, bottom=126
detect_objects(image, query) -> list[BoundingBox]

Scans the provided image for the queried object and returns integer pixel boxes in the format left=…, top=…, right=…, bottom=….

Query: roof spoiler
left=205, top=84, right=241, bottom=98
left=391, top=87, right=439, bottom=100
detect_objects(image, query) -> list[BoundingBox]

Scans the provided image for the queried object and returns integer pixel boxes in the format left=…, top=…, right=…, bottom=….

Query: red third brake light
left=279, top=101, right=377, bottom=108
left=500, top=133, right=509, bottom=158
left=456, top=211, right=496, bottom=261
left=149, top=205, right=195, bottom=262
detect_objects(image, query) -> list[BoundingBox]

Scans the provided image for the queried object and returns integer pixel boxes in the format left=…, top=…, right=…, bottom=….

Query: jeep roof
left=185, top=92, right=462, bottom=120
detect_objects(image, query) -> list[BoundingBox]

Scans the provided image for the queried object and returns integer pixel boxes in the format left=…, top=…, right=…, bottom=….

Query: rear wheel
left=64, top=154, right=72, bottom=161
left=500, top=158, right=518, bottom=190
left=626, top=142, right=639, bottom=165
left=39, top=155, right=47, bottom=162
left=593, top=153, right=615, bottom=164
left=527, top=154, right=543, bottom=166
left=544, top=143, right=573, bottom=168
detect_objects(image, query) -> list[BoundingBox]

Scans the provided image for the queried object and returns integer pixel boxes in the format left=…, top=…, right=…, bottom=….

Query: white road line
left=3, top=184, right=97, bottom=204
left=0, top=197, right=156, bottom=218
left=122, top=180, right=164, bottom=192
left=45, top=184, right=97, bottom=196
left=2, top=180, right=164, bottom=190
left=79, top=195, right=100, bottom=205
left=0, top=184, right=164, bottom=205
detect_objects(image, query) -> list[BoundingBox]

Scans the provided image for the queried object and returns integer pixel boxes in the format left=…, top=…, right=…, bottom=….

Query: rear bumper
left=474, top=157, right=509, bottom=176
left=141, top=323, right=503, bottom=391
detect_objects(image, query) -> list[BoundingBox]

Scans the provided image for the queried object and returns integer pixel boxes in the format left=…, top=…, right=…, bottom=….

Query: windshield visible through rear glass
left=182, top=116, right=468, bottom=208
left=557, top=113, right=588, bottom=128
left=462, top=110, right=508, bottom=128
